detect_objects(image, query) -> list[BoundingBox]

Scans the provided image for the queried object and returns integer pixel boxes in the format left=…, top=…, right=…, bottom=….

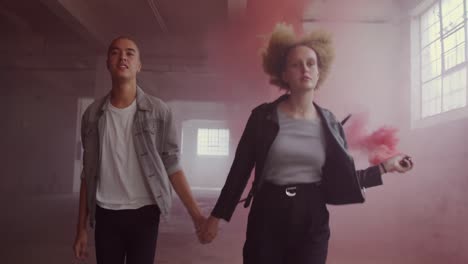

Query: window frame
left=410, top=0, right=468, bottom=129
left=196, top=128, right=230, bottom=156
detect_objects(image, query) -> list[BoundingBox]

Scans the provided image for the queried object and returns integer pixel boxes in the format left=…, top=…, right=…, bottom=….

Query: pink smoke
left=344, top=113, right=400, bottom=165
left=204, top=0, right=307, bottom=83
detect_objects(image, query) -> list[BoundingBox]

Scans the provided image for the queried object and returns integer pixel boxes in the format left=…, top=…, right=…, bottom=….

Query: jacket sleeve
left=211, top=110, right=258, bottom=221
left=161, top=107, right=182, bottom=175
left=356, top=166, right=383, bottom=188
left=335, top=115, right=383, bottom=189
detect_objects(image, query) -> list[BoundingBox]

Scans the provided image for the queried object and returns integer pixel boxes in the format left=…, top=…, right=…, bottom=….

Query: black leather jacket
left=212, top=95, right=383, bottom=221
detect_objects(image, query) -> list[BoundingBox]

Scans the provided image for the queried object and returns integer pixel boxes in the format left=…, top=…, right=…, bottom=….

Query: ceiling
left=0, top=0, right=235, bottom=99
left=0, top=0, right=419, bottom=101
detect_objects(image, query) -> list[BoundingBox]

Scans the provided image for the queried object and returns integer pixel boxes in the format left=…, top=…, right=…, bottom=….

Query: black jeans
left=243, top=182, right=330, bottom=264
left=95, top=204, right=160, bottom=264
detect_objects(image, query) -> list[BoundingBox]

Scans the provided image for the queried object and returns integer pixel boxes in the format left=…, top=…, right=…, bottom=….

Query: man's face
left=106, top=38, right=142, bottom=81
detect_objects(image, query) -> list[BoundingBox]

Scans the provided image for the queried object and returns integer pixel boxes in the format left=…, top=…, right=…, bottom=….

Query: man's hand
left=73, top=229, right=89, bottom=260
left=193, top=214, right=207, bottom=243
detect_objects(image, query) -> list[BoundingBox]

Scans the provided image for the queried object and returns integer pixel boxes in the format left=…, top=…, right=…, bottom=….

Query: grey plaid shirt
left=80, top=86, right=181, bottom=227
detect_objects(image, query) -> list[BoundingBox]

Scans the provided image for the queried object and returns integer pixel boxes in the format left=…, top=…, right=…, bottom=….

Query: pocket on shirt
left=137, top=118, right=165, bottom=151
left=143, top=121, right=157, bottom=134
left=136, top=118, right=158, bottom=134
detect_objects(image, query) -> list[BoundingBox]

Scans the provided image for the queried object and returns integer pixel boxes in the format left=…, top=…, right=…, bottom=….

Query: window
left=411, top=0, right=468, bottom=126
left=197, top=128, right=229, bottom=156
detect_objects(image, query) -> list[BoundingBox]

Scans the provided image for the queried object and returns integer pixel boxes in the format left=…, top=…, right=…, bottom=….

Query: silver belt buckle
left=285, top=186, right=297, bottom=197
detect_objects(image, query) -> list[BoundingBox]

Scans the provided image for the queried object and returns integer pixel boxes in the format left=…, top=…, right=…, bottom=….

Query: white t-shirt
left=96, top=100, right=155, bottom=210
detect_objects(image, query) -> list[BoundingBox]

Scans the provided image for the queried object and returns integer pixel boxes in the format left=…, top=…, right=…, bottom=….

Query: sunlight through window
left=197, top=128, right=229, bottom=156
left=418, top=0, right=467, bottom=118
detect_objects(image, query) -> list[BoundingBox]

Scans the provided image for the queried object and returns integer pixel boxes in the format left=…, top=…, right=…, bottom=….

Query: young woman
left=201, top=24, right=413, bottom=264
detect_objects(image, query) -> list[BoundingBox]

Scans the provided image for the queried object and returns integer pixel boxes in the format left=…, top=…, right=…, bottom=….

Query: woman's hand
left=381, top=154, right=414, bottom=173
left=200, top=216, right=220, bottom=244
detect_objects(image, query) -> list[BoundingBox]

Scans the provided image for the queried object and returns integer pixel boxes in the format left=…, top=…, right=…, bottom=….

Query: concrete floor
left=0, top=192, right=458, bottom=264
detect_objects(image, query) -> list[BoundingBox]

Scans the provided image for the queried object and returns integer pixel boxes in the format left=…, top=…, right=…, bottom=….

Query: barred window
left=416, top=0, right=467, bottom=119
left=197, top=128, right=229, bottom=156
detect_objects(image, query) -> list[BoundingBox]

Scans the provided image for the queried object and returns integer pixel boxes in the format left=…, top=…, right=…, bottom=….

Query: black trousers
left=95, top=204, right=160, bottom=264
left=243, top=182, right=330, bottom=264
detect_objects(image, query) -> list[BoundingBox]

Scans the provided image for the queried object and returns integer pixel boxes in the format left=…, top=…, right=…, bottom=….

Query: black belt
left=239, top=181, right=321, bottom=207
left=261, top=181, right=322, bottom=197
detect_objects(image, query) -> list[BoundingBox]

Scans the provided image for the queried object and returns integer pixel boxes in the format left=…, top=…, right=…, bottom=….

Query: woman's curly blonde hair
left=261, top=23, right=335, bottom=90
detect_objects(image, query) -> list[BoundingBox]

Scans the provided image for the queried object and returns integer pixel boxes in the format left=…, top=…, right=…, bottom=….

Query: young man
left=73, top=37, right=206, bottom=264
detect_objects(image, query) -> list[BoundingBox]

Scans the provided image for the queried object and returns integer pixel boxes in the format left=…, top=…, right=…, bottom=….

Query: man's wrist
left=76, top=225, right=87, bottom=234
left=188, top=207, right=203, bottom=220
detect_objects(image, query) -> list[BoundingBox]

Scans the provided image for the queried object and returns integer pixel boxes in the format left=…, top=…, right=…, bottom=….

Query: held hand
left=192, top=214, right=207, bottom=243
left=73, top=229, right=89, bottom=260
left=200, top=216, right=220, bottom=244
left=382, top=154, right=414, bottom=173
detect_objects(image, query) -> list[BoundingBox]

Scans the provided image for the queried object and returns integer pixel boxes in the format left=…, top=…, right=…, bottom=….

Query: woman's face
left=281, top=45, right=320, bottom=92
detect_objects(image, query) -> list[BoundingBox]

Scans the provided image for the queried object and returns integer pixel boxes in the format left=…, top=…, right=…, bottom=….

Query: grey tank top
left=263, top=108, right=326, bottom=185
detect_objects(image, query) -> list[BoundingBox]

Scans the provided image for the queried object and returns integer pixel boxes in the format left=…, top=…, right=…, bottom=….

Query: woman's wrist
left=380, top=163, right=387, bottom=174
